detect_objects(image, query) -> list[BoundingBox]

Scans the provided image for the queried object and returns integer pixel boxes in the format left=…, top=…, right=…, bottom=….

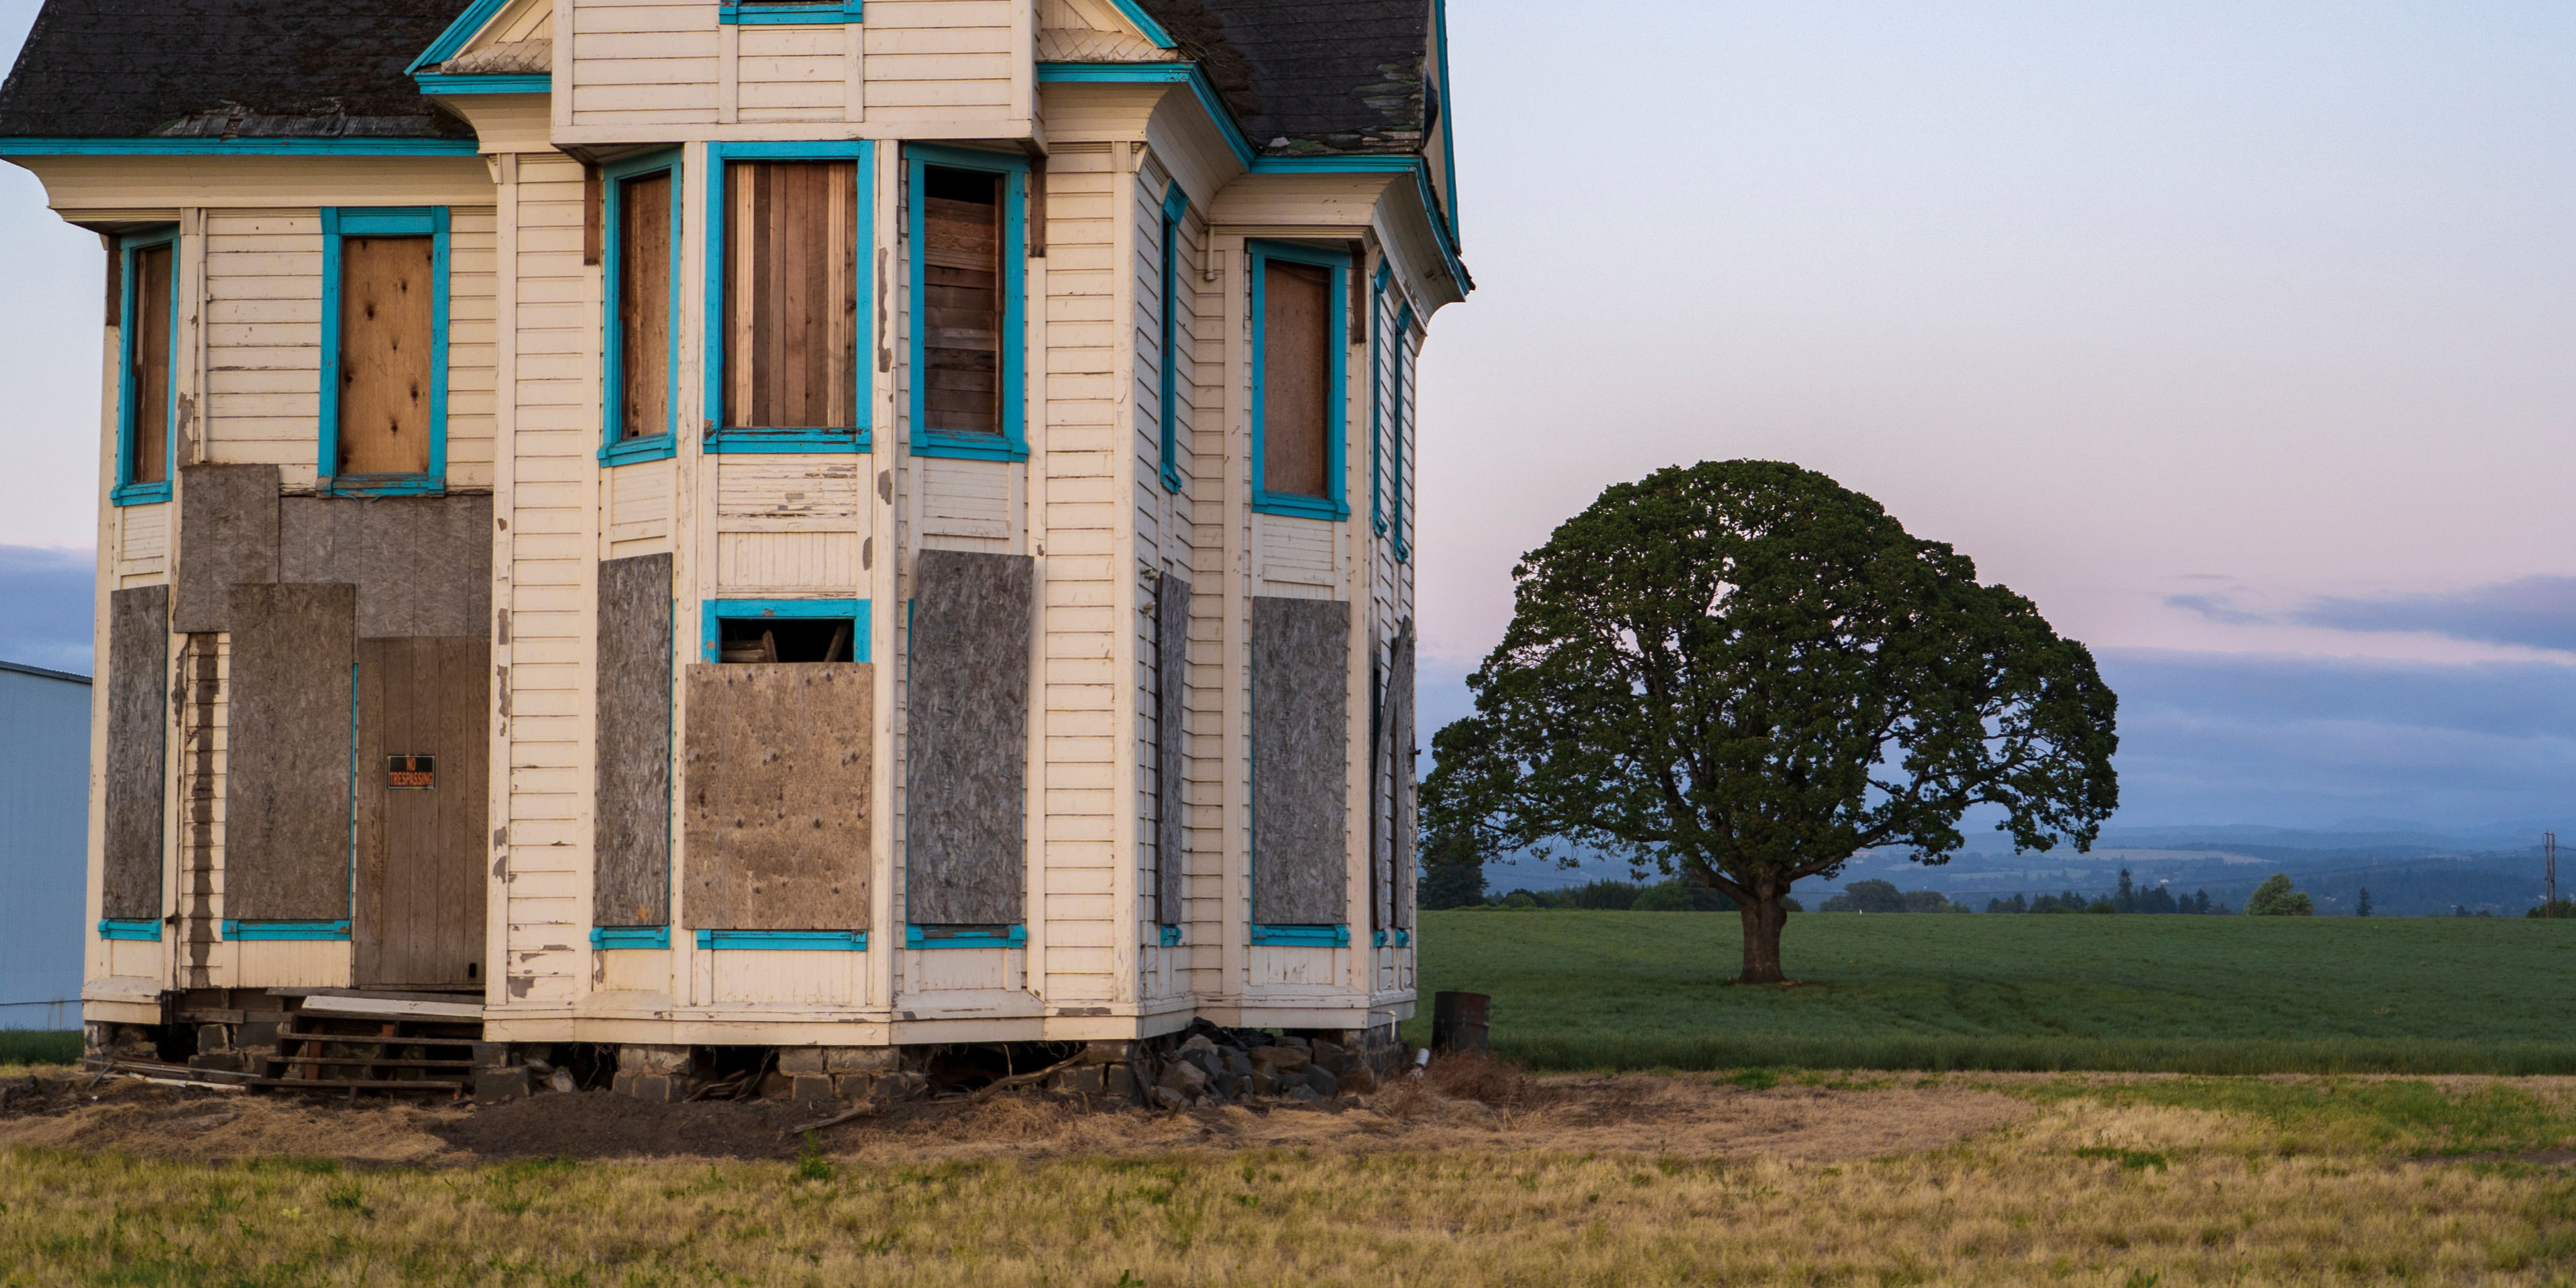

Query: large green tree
left=1422, top=461, right=2120, bottom=983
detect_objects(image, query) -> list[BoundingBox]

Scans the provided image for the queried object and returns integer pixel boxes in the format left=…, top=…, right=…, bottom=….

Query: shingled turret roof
left=1133, top=0, right=1432, bottom=156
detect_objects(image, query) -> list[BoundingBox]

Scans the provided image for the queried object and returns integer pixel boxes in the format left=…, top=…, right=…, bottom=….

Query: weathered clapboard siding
left=568, top=0, right=721, bottom=126
left=500, top=154, right=598, bottom=1006
left=200, top=211, right=321, bottom=474
left=115, top=503, right=168, bottom=581
left=566, top=0, right=1020, bottom=131
left=863, top=4, right=1018, bottom=125
left=1036, top=142, right=1120, bottom=1002
left=606, top=458, right=673, bottom=551
left=713, top=458, right=869, bottom=591
left=737, top=25, right=844, bottom=121
left=195, top=208, right=497, bottom=489
left=1132, top=155, right=1199, bottom=1002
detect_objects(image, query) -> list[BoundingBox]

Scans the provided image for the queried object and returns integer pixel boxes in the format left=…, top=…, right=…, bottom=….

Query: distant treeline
left=1982, top=871, right=2231, bottom=914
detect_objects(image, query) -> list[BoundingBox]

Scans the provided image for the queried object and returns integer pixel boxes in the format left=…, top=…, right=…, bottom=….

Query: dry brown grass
left=3, top=1067, right=2573, bottom=1285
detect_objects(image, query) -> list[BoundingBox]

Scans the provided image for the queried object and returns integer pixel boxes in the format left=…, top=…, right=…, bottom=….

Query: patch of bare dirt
left=0, top=1059, right=2037, bottom=1167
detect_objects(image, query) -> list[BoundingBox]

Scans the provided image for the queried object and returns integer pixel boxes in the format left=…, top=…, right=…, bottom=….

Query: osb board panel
left=1390, top=619, right=1416, bottom=929
left=173, top=464, right=280, bottom=633
left=334, top=235, right=436, bottom=476
left=103, top=585, right=169, bottom=920
left=1251, top=595, right=1348, bottom=926
left=682, top=663, right=871, bottom=930
left=278, top=494, right=492, bottom=637
left=1155, top=570, right=1189, bottom=926
left=223, top=582, right=356, bottom=921
left=354, top=636, right=489, bottom=988
left=595, top=553, right=674, bottom=927
left=904, top=549, right=1030, bottom=926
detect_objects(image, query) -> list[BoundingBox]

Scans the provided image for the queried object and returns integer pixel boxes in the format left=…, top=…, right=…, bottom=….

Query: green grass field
left=0, top=1030, right=78, bottom=1069
left=1408, top=910, right=2576, bottom=1073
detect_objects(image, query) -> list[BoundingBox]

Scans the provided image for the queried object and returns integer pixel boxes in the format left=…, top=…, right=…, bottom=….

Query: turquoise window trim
left=905, top=144, right=1029, bottom=462
left=702, top=141, right=874, bottom=453
left=718, top=0, right=862, bottom=23
left=1251, top=924, right=1350, bottom=948
left=600, top=148, right=684, bottom=466
left=1430, top=0, right=1460, bottom=246
left=318, top=206, right=450, bottom=497
left=1391, top=301, right=1414, bottom=563
left=1365, top=263, right=1389, bottom=535
left=906, top=924, right=1026, bottom=949
left=111, top=225, right=180, bottom=507
left=0, top=138, right=482, bottom=156
left=222, top=919, right=352, bottom=941
left=591, top=926, right=672, bottom=950
left=1371, top=927, right=1412, bottom=949
left=1156, top=184, right=1189, bottom=493
left=696, top=929, right=869, bottom=950
left=415, top=73, right=551, bottom=95
left=704, top=430, right=866, bottom=454
left=1158, top=924, right=1181, bottom=947
left=1248, top=239, right=1350, bottom=521
left=698, top=598, right=871, bottom=663
left=98, top=918, right=162, bottom=942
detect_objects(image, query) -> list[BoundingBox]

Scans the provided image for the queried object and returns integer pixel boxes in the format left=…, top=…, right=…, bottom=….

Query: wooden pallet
left=250, top=1010, right=480, bottom=1097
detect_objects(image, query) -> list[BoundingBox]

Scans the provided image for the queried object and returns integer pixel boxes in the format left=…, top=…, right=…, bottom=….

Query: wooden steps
left=248, top=1004, right=483, bottom=1097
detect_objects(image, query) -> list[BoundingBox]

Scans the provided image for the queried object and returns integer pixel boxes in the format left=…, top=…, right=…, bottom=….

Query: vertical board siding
left=502, top=154, right=596, bottom=1002
left=354, top=635, right=490, bottom=987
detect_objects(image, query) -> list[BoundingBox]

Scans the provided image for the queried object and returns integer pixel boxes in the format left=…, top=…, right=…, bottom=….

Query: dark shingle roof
left=0, top=0, right=476, bottom=140
left=1136, top=0, right=1429, bottom=156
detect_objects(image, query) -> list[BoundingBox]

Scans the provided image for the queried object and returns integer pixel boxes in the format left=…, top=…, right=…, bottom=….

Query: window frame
left=318, top=206, right=451, bottom=497
left=701, top=140, right=875, bottom=455
left=1156, top=184, right=1189, bottom=492
left=600, top=148, right=684, bottom=466
left=698, top=598, right=871, bottom=663
left=111, top=225, right=180, bottom=506
left=716, top=0, right=862, bottom=24
left=1391, top=300, right=1415, bottom=563
left=904, top=144, right=1029, bottom=462
left=1366, top=263, right=1391, bottom=535
left=1248, top=239, right=1350, bottom=521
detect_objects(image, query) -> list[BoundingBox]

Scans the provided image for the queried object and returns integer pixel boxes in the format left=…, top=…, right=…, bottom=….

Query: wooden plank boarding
left=354, top=636, right=491, bottom=987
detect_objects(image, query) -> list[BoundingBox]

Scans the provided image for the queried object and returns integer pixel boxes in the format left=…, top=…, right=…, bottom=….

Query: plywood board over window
left=596, top=553, right=674, bottom=928
left=337, top=235, right=437, bottom=475
left=682, top=663, right=872, bottom=930
left=1251, top=595, right=1350, bottom=926
left=722, top=160, right=859, bottom=431
left=1261, top=261, right=1330, bottom=497
left=102, top=585, right=168, bottom=922
left=223, top=582, right=358, bottom=923
left=1154, top=570, right=1190, bottom=926
left=906, top=549, right=1032, bottom=926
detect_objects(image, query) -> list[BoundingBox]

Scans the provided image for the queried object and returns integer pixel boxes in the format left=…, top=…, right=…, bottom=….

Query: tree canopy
left=1421, top=461, right=2119, bottom=982
left=2245, top=873, right=2316, bottom=916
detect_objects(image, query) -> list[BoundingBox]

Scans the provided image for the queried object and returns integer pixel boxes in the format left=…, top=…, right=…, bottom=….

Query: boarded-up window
left=722, top=160, right=859, bottom=431
left=1260, top=260, right=1332, bottom=497
left=336, top=235, right=436, bottom=476
left=125, top=241, right=172, bottom=486
left=921, top=166, right=1004, bottom=437
left=615, top=171, right=674, bottom=441
left=1251, top=595, right=1350, bottom=926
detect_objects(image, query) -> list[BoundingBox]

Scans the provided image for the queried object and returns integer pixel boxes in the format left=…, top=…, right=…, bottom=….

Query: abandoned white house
left=0, top=0, right=1464, bottom=1095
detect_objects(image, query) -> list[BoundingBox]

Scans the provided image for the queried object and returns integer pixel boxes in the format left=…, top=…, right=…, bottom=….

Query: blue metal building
left=0, top=659, right=92, bottom=1030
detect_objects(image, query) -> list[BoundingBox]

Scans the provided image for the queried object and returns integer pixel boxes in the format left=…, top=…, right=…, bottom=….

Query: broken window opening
left=716, top=616, right=855, bottom=664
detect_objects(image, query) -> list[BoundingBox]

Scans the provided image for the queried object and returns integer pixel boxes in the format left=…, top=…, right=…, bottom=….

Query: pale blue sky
left=3, top=1, right=2573, bottom=830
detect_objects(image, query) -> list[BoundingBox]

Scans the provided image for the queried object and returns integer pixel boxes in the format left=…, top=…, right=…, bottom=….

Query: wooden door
left=354, top=636, right=490, bottom=987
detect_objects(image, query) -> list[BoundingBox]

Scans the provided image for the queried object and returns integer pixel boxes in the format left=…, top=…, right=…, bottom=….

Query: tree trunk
left=1737, top=893, right=1789, bottom=984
